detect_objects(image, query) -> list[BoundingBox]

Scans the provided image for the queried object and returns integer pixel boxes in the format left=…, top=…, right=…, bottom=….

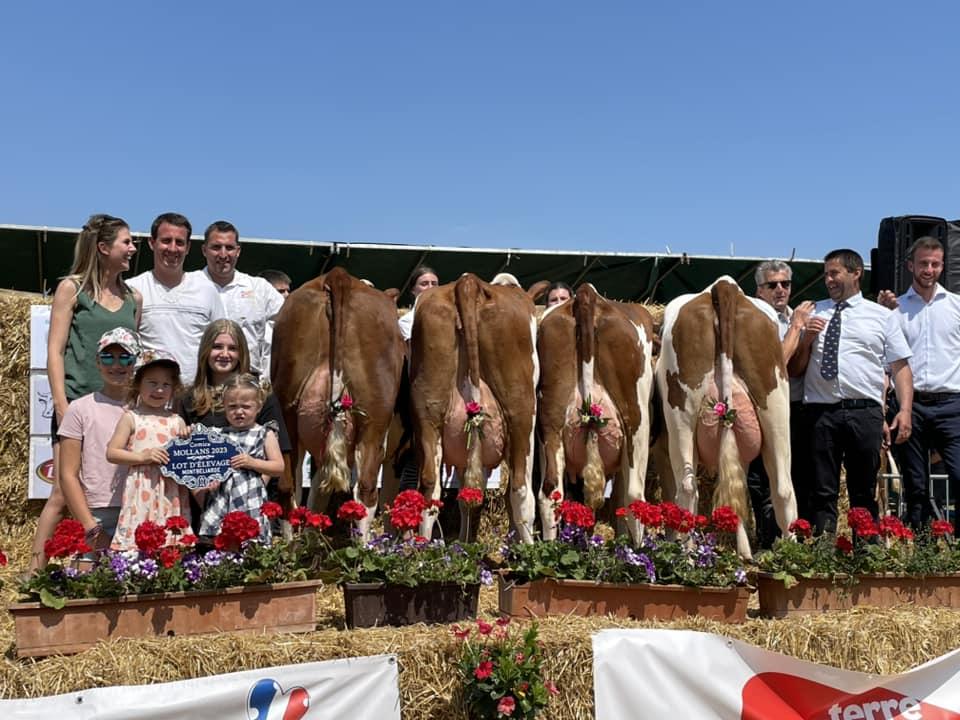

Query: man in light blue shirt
left=791, top=249, right=913, bottom=534
left=878, top=236, right=960, bottom=530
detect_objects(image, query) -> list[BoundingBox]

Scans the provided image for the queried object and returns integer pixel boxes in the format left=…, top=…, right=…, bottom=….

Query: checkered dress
left=198, top=421, right=277, bottom=542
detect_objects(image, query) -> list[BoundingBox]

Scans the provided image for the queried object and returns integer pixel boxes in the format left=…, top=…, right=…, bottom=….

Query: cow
left=410, top=272, right=548, bottom=542
left=271, top=267, right=405, bottom=538
left=654, top=276, right=797, bottom=557
left=536, top=284, right=656, bottom=541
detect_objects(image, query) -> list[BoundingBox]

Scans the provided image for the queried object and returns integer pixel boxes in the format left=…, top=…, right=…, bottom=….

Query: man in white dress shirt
left=790, top=249, right=913, bottom=534
left=127, top=213, right=225, bottom=382
left=195, top=221, right=284, bottom=378
left=878, top=236, right=960, bottom=530
left=747, top=260, right=815, bottom=546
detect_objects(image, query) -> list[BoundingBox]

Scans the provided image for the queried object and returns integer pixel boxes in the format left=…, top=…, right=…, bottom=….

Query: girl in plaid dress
left=198, top=374, right=284, bottom=542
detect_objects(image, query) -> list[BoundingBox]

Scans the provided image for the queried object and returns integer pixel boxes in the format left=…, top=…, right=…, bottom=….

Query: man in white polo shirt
left=127, top=213, right=225, bottom=382
left=195, top=221, right=284, bottom=378
left=790, top=248, right=913, bottom=534
left=878, top=236, right=960, bottom=531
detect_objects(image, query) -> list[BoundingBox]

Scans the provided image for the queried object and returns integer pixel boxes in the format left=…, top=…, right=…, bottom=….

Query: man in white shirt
left=127, top=213, right=225, bottom=382
left=878, top=237, right=960, bottom=530
left=747, top=260, right=815, bottom=546
left=195, top=221, right=284, bottom=378
left=791, top=249, right=913, bottom=534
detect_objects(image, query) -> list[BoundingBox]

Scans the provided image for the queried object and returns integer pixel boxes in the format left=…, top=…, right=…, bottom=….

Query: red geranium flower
left=477, top=619, right=493, bottom=635
left=788, top=518, right=812, bottom=538
left=847, top=507, right=878, bottom=538
left=44, top=519, right=90, bottom=559
left=159, top=546, right=181, bottom=569
left=134, top=521, right=168, bottom=556
left=214, top=511, right=260, bottom=550
left=179, top=533, right=198, bottom=547
left=307, top=511, right=332, bottom=530
left=711, top=506, right=740, bottom=534
left=497, top=696, right=516, bottom=716
left=458, top=487, right=484, bottom=507
left=932, top=520, right=955, bottom=538
left=615, top=507, right=627, bottom=518
left=878, top=515, right=909, bottom=540
left=389, top=491, right=427, bottom=531
left=835, top=536, right=854, bottom=554
left=260, top=501, right=284, bottom=520
left=474, top=660, right=493, bottom=680
left=628, top=501, right=663, bottom=528
left=661, top=502, right=695, bottom=533
left=556, top=500, right=596, bottom=530
left=165, top=516, right=189, bottom=533
left=337, top=501, right=368, bottom=522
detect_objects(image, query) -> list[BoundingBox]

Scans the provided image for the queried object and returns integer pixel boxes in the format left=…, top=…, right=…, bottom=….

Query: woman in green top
left=28, top=215, right=143, bottom=572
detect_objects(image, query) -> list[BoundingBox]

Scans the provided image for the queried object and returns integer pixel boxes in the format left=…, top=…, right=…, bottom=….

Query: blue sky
left=2, top=2, right=958, bottom=261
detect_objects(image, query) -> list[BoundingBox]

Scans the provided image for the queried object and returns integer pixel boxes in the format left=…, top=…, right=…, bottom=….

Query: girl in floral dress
left=107, top=349, right=190, bottom=550
left=198, top=373, right=284, bottom=543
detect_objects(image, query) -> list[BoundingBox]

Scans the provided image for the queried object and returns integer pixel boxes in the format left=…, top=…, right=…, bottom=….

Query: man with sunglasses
left=878, top=237, right=960, bottom=531
left=58, top=328, right=140, bottom=548
left=747, top=261, right=815, bottom=547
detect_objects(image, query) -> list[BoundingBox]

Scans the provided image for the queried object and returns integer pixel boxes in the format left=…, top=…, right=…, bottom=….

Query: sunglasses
left=762, top=280, right=792, bottom=290
left=99, top=351, right=136, bottom=366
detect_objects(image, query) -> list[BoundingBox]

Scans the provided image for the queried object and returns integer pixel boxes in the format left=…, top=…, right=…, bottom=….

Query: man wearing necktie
left=789, top=249, right=913, bottom=535
left=878, top=237, right=960, bottom=532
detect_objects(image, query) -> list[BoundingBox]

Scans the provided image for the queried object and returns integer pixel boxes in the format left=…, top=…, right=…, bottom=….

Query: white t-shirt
left=127, top=270, right=226, bottom=382
left=57, top=392, right=127, bottom=508
left=194, top=269, right=284, bottom=375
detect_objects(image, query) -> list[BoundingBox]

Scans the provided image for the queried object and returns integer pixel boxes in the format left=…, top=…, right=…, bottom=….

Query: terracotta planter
left=343, top=581, right=480, bottom=628
left=756, top=571, right=960, bottom=618
left=9, top=579, right=322, bottom=658
left=498, top=575, right=750, bottom=624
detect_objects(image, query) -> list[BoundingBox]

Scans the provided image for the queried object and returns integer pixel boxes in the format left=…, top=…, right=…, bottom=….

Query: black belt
left=914, top=391, right=960, bottom=404
left=808, top=399, right=880, bottom=410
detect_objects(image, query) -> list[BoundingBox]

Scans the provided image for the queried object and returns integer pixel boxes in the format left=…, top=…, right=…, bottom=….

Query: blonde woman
left=28, top=215, right=143, bottom=572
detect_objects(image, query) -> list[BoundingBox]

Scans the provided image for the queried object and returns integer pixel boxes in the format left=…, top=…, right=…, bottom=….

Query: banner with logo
left=593, top=629, right=960, bottom=719
left=0, top=654, right=400, bottom=719
left=29, top=304, right=53, bottom=499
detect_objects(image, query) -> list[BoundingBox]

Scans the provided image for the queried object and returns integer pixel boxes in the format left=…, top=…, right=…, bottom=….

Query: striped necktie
left=819, top=301, right=848, bottom=381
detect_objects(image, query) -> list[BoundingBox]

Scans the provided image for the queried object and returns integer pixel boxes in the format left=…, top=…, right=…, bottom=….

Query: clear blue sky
left=2, top=2, right=958, bottom=261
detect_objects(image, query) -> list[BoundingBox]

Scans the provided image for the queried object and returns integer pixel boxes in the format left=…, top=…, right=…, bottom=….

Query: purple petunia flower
left=480, top=568, right=493, bottom=586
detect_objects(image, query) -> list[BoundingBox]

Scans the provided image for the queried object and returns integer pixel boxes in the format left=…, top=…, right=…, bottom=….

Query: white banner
left=0, top=654, right=400, bottom=719
left=594, top=629, right=960, bottom=720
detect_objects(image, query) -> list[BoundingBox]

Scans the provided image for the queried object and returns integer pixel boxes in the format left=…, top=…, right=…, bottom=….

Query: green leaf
left=344, top=546, right=360, bottom=559
left=39, top=588, right=66, bottom=610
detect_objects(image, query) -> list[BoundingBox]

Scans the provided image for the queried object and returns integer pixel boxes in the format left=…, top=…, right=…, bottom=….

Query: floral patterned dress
left=111, top=410, right=190, bottom=551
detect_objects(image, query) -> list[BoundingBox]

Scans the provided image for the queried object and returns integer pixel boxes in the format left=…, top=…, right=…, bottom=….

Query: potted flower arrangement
left=499, top=497, right=750, bottom=623
left=325, top=489, right=493, bottom=628
left=11, top=503, right=328, bottom=657
left=755, top=509, right=960, bottom=618
left=453, top=617, right=559, bottom=719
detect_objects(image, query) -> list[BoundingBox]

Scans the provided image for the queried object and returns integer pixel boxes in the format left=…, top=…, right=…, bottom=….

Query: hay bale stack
left=0, top=290, right=47, bottom=527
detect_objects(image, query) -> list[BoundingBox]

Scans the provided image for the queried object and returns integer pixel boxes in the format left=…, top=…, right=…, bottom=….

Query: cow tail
left=710, top=282, right=749, bottom=526
left=319, top=268, right=352, bottom=495
left=575, top=285, right=605, bottom=510
left=455, top=274, right=485, bottom=491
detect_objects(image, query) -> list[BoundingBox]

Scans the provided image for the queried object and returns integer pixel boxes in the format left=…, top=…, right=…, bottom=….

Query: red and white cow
left=536, top=284, right=656, bottom=541
left=410, top=273, right=548, bottom=542
left=654, top=276, right=796, bottom=557
left=271, top=267, right=405, bottom=537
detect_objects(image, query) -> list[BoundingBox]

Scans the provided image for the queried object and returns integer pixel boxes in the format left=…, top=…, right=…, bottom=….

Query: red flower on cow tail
left=329, top=388, right=365, bottom=420
left=578, top=396, right=608, bottom=430
left=706, top=397, right=737, bottom=428
left=463, top=400, right=487, bottom=448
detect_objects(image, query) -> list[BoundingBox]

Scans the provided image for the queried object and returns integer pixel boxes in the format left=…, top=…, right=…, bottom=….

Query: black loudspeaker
left=871, top=215, right=948, bottom=296
left=947, top=220, right=960, bottom=294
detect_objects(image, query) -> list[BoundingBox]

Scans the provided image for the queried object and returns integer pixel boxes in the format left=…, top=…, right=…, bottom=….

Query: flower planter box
left=497, top=576, right=749, bottom=624
left=9, top=579, right=322, bottom=658
left=343, top=581, right=480, bottom=628
left=756, top=571, right=960, bottom=618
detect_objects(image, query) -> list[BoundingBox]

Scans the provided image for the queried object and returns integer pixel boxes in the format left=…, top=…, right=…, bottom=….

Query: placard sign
left=160, top=424, right=239, bottom=490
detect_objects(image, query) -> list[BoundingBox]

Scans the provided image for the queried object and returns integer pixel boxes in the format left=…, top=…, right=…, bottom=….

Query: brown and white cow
left=271, top=267, right=405, bottom=537
left=537, top=284, right=655, bottom=541
left=410, top=273, right=548, bottom=542
left=654, top=276, right=797, bottom=557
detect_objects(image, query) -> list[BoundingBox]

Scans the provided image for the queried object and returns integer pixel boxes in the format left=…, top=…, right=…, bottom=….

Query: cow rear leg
left=616, top=421, right=650, bottom=544
left=757, top=395, right=798, bottom=537
left=665, top=410, right=699, bottom=515
left=536, top=435, right=564, bottom=540
left=353, top=429, right=388, bottom=540
left=417, top=425, right=444, bottom=540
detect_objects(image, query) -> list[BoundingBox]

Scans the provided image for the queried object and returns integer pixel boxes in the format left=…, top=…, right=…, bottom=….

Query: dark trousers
left=808, top=402, right=883, bottom=534
left=747, top=402, right=811, bottom=548
left=895, top=395, right=960, bottom=529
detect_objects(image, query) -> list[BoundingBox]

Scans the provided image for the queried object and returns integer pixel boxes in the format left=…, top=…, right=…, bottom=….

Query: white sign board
left=30, top=304, right=50, bottom=370
left=29, top=304, right=53, bottom=499
left=28, top=436, right=54, bottom=500
left=0, top=654, right=401, bottom=719
left=593, top=629, right=960, bottom=719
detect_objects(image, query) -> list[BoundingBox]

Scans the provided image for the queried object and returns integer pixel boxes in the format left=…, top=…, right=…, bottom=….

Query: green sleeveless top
left=63, top=284, right=137, bottom=400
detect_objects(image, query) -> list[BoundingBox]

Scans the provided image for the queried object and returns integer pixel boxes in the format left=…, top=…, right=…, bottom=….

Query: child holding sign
left=198, top=373, right=284, bottom=542
left=107, top=349, right=190, bottom=551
